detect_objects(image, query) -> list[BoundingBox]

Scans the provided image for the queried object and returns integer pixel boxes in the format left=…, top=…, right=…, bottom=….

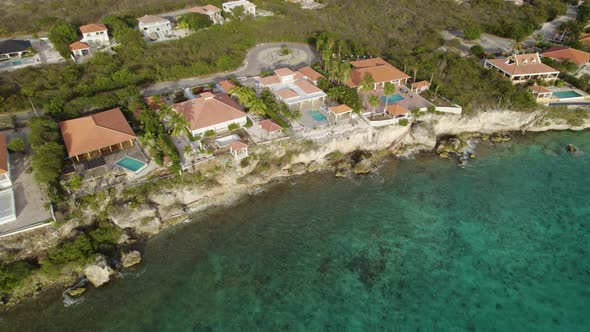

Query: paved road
left=523, top=5, right=578, bottom=47
left=141, top=42, right=319, bottom=96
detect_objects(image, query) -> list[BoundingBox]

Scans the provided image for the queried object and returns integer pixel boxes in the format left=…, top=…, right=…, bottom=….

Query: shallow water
left=2, top=131, right=590, bottom=331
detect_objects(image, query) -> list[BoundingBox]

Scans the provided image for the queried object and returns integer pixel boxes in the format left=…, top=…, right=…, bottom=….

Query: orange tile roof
left=259, top=119, right=282, bottom=132
left=229, top=141, right=248, bottom=150
left=190, top=5, right=221, bottom=14
left=259, top=75, right=280, bottom=86
left=541, top=46, right=590, bottom=65
left=217, top=80, right=237, bottom=92
left=274, top=68, right=296, bottom=77
left=294, top=79, right=322, bottom=94
left=346, top=57, right=410, bottom=88
left=278, top=89, right=299, bottom=99
left=297, top=66, right=325, bottom=82
left=79, top=23, right=107, bottom=34
left=531, top=85, right=552, bottom=94
left=0, top=134, right=7, bottom=174
left=411, top=80, right=430, bottom=89
left=328, top=104, right=353, bottom=114
left=173, top=93, right=246, bottom=131
left=69, top=41, right=90, bottom=51
left=485, top=53, right=559, bottom=76
left=386, top=104, right=410, bottom=117
left=59, top=108, right=136, bottom=158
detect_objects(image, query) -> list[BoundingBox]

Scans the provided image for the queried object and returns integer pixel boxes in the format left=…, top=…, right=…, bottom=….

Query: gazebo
left=327, top=104, right=354, bottom=123
left=229, top=141, right=249, bottom=160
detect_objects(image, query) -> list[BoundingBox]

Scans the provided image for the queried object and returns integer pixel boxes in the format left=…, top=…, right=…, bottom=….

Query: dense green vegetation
left=48, top=19, right=78, bottom=59
left=40, top=221, right=122, bottom=276
left=178, top=13, right=212, bottom=31
left=0, top=261, right=34, bottom=294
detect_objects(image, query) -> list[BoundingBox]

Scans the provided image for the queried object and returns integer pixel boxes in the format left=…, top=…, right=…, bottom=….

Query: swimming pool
left=380, top=93, right=404, bottom=104
left=553, top=90, right=583, bottom=99
left=308, top=110, right=327, bottom=122
left=115, top=156, right=147, bottom=173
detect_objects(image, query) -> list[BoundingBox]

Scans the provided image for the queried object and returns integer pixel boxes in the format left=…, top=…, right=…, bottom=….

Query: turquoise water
left=380, top=93, right=404, bottom=104
left=115, top=156, right=146, bottom=173
left=554, top=90, right=583, bottom=99
left=2, top=131, right=590, bottom=331
left=308, top=110, right=327, bottom=122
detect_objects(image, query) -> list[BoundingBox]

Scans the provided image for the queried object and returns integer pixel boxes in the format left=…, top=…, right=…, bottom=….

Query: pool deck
left=542, top=87, right=589, bottom=104
left=300, top=109, right=329, bottom=129
left=364, top=86, right=433, bottom=114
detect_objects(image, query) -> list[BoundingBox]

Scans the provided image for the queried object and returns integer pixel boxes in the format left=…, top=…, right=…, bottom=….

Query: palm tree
left=383, top=81, right=396, bottom=113
left=168, top=112, right=190, bottom=138
left=360, top=73, right=375, bottom=92
left=338, top=61, right=351, bottom=85
left=230, top=86, right=256, bottom=107
left=248, top=98, right=267, bottom=116
left=368, top=95, right=380, bottom=113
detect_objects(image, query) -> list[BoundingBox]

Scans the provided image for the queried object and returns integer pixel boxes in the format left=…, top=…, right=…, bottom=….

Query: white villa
left=0, top=134, right=16, bottom=225
left=80, top=24, right=110, bottom=46
left=137, top=15, right=173, bottom=39
left=483, top=53, right=560, bottom=84
left=173, top=92, right=248, bottom=136
left=222, top=0, right=256, bottom=16
left=69, top=41, right=91, bottom=58
left=257, top=68, right=327, bottom=111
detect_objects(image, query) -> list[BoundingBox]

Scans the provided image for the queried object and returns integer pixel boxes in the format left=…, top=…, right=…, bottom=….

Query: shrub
left=178, top=13, right=212, bottom=31
left=240, top=157, right=251, bottom=168
left=204, top=130, right=216, bottom=137
left=7, top=137, right=25, bottom=152
left=244, top=117, right=253, bottom=128
left=0, top=261, right=34, bottom=294
left=227, top=123, right=240, bottom=131
left=470, top=45, right=485, bottom=57
left=399, top=119, right=409, bottom=126
left=464, top=25, right=482, bottom=40
left=68, top=174, right=83, bottom=190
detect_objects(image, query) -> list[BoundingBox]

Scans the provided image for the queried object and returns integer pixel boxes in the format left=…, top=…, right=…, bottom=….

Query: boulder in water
left=439, top=151, right=450, bottom=159
left=566, top=144, right=577, bottom=153
left=121, top=250, right=142, bottom=268
left=66, top=287, right=86, bottom=297
left=84, top=255, right=113, bottom=287
left=353, top=159, right=373, bottom=174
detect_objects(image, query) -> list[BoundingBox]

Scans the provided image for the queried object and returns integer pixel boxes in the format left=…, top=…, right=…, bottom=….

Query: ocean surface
left=2, top=130, right=590, bottom=331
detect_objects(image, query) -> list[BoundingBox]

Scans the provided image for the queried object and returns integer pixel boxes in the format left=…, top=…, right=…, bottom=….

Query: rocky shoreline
left=1, top=109, right=589, bottom=311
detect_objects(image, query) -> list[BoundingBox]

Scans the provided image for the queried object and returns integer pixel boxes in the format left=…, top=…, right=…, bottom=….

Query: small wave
left=62, top=279, right=88, bottom=307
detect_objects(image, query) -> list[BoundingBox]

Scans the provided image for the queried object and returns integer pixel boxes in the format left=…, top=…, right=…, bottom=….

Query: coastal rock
left=439, top=151, right=450, bottom=159
left=66, top=287, right=86, bottom=297
left=335, top=169, right=348, bottom=178
left=307, top=161, right=322, bottom=173
left=566, top=144, right=577, bottom=153
left=121, top=250, right=142, bottom=268
left=84, top=256, right=114, bottom=288
left=110, top=204, right=162, bottom=235
left=353, top=159, right=373, bottom=174
left=289, top=162, right=306, bottom=175
left=117, top=233, right=131, bottom=245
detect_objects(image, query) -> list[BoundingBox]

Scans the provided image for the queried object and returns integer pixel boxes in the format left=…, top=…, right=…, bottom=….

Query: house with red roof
left=541, top=46, right=590, bottom=66
left=59, top=108, right=137, bottom=162
left=69, top=41, right=91, bottom=58
left=229, top=141, right=249, bottom=160
left=530, top=85, right=553, bottom=101
left=173, top=92, right=247, bottom=136
left=257, top=67, right=327, bottom=111
left=80, top=23, right=110, bottom=46
left=483, top=53, right=560, bottom=83
left=346, top=58, right=410, bottom=90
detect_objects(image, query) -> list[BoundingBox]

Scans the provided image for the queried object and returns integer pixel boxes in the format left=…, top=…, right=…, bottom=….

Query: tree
left=369, top=95, right=380, bottom=112
left=464, top=25, right=481, bottom=40
left=360, top=73, right=375, bottom=92
left=43, top=98, right=65, bottom=120
left=248, top=98, right=267, bottom=116
left=28, top=116, right=59, bottom=148
left=21, top=88, right=38, bottom=116
left=470, top=45, right=485, bottom=57
left=178, top=13, right=212, bottom=31
left=232, top=6, right=245, bottom=18
left=0, top=261, right=33, bottom=294
left=31, top=142, right=65, bottom=190
left=230, top=86, right=256, bottom=107
left=159, top=106, right=189, bottom=138
left=383, top=81, right=396, bottom=110
left=48, top=19, right=78, bottom=58
left=7, top=138, right=26, bottom=153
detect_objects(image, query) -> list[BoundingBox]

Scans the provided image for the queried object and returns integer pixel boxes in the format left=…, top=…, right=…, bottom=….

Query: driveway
left=523, top=5, right=578, bottom=47
left=141, top=42, right=319, bottom=96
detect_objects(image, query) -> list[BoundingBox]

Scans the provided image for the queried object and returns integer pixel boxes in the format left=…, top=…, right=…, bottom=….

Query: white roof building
left=258, top=68, right=327, bottom=111
left=222, top=0, right=256, bottom=16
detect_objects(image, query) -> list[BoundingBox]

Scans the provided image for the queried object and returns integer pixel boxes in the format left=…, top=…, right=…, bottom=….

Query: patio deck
left=364, top=86, right=433, bottom=114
